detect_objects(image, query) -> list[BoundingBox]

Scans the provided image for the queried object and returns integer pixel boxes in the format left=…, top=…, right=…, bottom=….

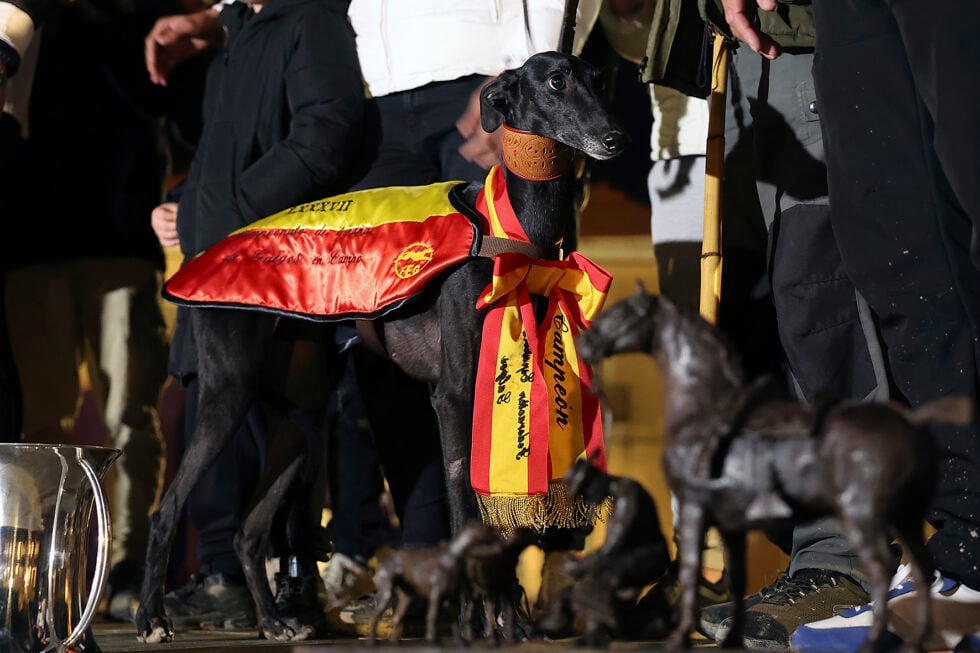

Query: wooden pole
left=557, top=0, right=580, bottom=55
left=699, top=33, right=730, bottom=325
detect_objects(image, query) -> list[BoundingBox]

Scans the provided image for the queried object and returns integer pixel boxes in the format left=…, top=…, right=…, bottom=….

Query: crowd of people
left=0, top=0, right=977, bottom=650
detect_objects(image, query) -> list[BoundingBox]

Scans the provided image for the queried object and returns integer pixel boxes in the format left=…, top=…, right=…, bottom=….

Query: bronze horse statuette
left=575, top=285, right=972, bottom=652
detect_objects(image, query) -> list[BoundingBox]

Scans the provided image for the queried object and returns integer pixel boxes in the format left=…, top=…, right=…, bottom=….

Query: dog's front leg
left=430, top=271, right=488, bottom=534
left=667, top=500, right=706, bottom=651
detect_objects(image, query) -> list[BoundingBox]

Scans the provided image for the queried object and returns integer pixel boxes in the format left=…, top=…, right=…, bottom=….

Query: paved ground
left=91, top=622, right=708, bottom=652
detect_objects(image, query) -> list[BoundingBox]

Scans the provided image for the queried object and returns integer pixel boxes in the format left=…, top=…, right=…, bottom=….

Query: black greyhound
left=575, top=286, right=972, bottom=652
left=134, top=51, right=628, bottom=643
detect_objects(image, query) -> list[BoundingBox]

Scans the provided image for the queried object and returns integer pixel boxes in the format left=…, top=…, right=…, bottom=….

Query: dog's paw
left=260, top=617, right=315, bottom=642
left=135, top=617, right=174, bottom=644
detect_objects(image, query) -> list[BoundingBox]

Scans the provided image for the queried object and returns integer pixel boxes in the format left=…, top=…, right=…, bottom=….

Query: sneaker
left=320, top=552, right=374, bottom=610
left=164, top=572, right=257, bottom=629
left=325, top=593, right=426, bottom=639
left=791, top=564, right=980, bottom=653
left=955, top=634, right=980, bottom=653
left=699, top=572, right=791, bottom=640
left=628, top=560, right=731, bottom=639
left=716, top=568, right=869, bottom=652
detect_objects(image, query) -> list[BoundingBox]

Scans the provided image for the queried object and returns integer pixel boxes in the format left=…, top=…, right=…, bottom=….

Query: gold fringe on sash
left=475, top=479, right=613, bottom=536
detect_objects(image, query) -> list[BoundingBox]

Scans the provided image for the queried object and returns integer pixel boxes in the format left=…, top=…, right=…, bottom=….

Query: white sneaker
left=320, top=552, right=374, bottom=609
left=791, top=564, right=980, bottom=653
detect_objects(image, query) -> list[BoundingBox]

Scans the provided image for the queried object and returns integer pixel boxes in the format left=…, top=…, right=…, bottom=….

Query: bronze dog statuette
left=576, top=285, right=973, bottom=652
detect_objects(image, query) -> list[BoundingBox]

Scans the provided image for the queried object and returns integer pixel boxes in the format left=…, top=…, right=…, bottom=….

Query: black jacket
left=3, top=0, right=180, bottom=270
left=170, top=0, right=364, bottom=378
left=176, top=0, right=363, bottom=259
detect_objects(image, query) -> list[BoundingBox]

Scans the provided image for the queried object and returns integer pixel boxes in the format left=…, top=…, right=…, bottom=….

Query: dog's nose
left=602, top=130, right=629, bottom=154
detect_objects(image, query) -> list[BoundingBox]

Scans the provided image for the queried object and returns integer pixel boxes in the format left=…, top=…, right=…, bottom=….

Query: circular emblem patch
left=393, top=242, right=435, bottom=279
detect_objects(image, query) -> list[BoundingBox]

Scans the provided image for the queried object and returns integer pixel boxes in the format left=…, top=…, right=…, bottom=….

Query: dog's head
left=481, top=51, right=628, bottom=161
left=565, top=451, right=609, bottom=503
left=576, top=281, right=669, bottom=364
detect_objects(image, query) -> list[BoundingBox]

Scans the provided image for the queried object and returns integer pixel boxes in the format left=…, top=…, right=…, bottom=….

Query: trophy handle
left=53, top=454, right=112, bottom=653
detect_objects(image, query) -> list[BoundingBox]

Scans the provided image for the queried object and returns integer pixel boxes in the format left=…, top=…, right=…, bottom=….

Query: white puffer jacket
left=348, top=0, right=600, bottom=98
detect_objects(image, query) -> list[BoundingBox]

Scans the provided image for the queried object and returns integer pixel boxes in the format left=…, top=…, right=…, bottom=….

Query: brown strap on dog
left=357, top=236, right=560, bottom=359
left=477, top=235, right=560, bottom=260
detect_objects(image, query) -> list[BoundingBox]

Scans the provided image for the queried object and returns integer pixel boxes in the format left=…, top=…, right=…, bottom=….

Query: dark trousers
left=813, top=0, right=980, bottom=589
left=0, top=276, right=21, bottom=442
left=328, top=74, right=490, bottom=554
left=184, top=376, right=268, bottom=581
left=0, top=115, right=24, bottom=442
left=726, top=48, right=892, bottom=584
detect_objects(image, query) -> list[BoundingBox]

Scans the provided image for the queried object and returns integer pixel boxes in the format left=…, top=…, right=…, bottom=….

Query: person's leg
left=707, top=48, right=885, bottom=650
left=0, top=273, right=21, bottom=442
left=77, top=259, right=168, bottom=568
left=813, top=0, right=980, bottom=587
left=5, top=264, right=79, bottom=445
left=886, top=0, right=980, bottom=271
left=353, top=348, right=449, bottom=549
left=322, top=344, right=386, bottom=606
left=172, top=375, right=262, bottom=628
left=0, top=115, right=25, bottom=442
left=790, top=1, right=980, bottom=649
left=651, top=155, right=706, bottom=315
left=73, top=258, right=168, bottom=619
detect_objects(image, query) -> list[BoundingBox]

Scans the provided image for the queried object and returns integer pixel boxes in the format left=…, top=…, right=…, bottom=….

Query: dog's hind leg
left=838, top=508, right=896, bottom=653
left=135, top=309, right=272, bottom=643
left=667, top=501, right=706, bottom=651
left=717, top=529, right=747, bottom=649
left=235, top=451, right=313, bottom=641
left=894, top=517, right=935, bottom=652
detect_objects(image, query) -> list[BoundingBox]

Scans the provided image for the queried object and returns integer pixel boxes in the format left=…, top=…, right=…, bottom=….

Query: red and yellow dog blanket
left=163, top=181, right=479, bottom=320
left=164, top=166, right=611, bottom=533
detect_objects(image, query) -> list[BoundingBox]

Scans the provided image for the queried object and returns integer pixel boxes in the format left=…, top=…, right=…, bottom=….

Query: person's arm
left=456, top=77, right=502, bottom=170
left=144, top=7, right=223, bottom=86
left=236, top=10, right=364, bottom=219
left=151, top=202, right=180, bottom=247
left=720, top=0, right=780, bottom=59
left=0, top=0, right=45, bottom=105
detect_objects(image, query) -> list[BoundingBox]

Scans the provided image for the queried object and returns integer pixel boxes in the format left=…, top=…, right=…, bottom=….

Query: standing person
left=614, top=0, right=892, bottom=649
left=322, top=2, right=604, bottom=632
left=146, top=0, right=364, bottom=630
left=0, top=0, right=47, bottom=443
left=1, top=0, right=180, bottom=620
left=143, top=0, right=604, bottom=633
left=722, top=1, right=980, bottom=650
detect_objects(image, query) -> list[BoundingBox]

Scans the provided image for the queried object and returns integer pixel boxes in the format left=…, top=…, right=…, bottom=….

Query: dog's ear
left=481, top=70, right=517, bottom=133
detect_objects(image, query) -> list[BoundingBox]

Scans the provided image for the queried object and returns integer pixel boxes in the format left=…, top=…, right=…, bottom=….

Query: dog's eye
left=547, top=74, right=566, bottom=91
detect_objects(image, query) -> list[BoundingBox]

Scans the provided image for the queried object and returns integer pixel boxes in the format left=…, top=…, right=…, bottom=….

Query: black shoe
left=698, top=572, right=789, bottom=640
left=274, top=571, right=328, bottom=635
left=164, top=573, right=257, bottom=629
left=625, top=559, right=731, bottom=640
left=714, top=569, right=869, bottom=652
left=105, top=559, right=143, bottom=623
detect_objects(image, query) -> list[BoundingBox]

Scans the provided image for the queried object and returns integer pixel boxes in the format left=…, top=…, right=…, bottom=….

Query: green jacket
left=640, top=0, right=815, bottom=91
left=700, top=0, right=816, bottom=49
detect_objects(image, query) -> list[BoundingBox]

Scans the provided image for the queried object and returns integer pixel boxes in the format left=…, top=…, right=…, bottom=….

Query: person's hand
left=721, top=0, right=781, bottom=59
left=145, top=9, right=223, bottom=86
left=607, top=0, right=649, bottom=16
left=456, top=78, right=503, bottom=170
left=151, top=202, right=180, bottom=247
